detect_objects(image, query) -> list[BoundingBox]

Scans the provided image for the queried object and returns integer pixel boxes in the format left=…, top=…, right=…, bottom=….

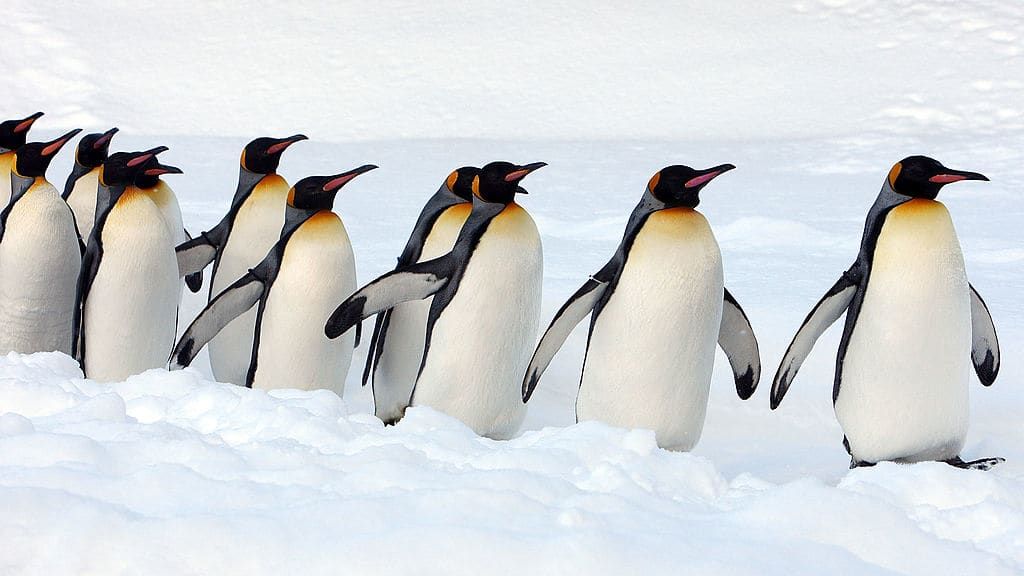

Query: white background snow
left=2, top=1, right=1023, bottom=574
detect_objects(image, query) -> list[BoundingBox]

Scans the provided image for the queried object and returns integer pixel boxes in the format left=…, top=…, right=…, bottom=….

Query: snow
left=2, top=0, right=1024, bottom=574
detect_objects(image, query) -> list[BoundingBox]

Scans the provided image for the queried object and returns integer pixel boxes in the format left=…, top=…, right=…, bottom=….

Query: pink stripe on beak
left=929, top=174, right=967, bottom=184
left=324, top=173, right=358, bottom=191
left=127, top=154, right=154, bottom=168
left=685, top=171, right=722, bottom=189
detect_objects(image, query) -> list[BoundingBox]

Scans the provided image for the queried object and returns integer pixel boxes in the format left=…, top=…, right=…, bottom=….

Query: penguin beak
left=929, top=168, right=989, bottom=184
left=40, top=129, right=83, bottom=157
left=14, top=112, right=44, bottom=134
left=267, top=134, right=309, bottom=155
left=323, top=164, right=378, bottom=192
left=143, top=163, right=183, bottom=177
left=684, top=163, right=736, bottom=189
left=504, top=162, right=547, bottom=183
left=126, top=147, right=168, bottom=168
left=94, top=127, right=119, bottom=150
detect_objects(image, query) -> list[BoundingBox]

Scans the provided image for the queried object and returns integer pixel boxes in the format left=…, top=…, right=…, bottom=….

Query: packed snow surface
left=2, top=0, right=1023, bottom=574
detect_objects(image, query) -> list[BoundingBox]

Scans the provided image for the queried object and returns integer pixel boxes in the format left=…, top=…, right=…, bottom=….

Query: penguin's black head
left=0, top=112, right=44, bottom=153
left=443, top=166, right=480, bottom=202
left=75, top=128, right=119, bottom=169
left=241, top=134, right=308, bottom=174
left=288, top=164, right=377, bottom=210
left=473, top=161, right=546, bottom=204
left=887, top=156, right=989, bottom=200
left=101, top=147, right=169, bottom=187
left=647, top=164, right=735, bottom=208
left=14, top=129, right=82, bottom=178
left=134, top=153, right=183, bottom=189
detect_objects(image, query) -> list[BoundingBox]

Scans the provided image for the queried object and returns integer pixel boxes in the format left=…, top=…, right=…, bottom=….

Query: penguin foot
left=943, top=456, right=1005, bottom=471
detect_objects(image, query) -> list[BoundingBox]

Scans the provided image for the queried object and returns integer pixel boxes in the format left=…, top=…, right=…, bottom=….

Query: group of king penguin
left=0, top=111, right=1005, bottom=471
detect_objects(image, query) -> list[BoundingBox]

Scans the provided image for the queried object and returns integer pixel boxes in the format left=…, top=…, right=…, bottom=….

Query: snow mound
left=0, top=353, right=1020, bottom=575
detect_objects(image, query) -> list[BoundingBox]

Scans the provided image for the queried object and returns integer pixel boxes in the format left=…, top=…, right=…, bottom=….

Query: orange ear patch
left=887, top=163, right=902, bottom=188
left=471, top=175, right=481, bottom=198
left=648, top=171, right=661, bottom=192
left=287, top=187, right=296, bottom=206
left=445, top=170, right=459, bottom=191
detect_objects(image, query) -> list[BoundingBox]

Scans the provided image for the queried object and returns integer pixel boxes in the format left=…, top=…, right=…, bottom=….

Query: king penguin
left=326, top=161, right=546, bottom=440
left=176, top=134, right=307, bottom=385
left=522, top=164, right=760, bottom=452
left=63, top=127, right=118, bottom=241
left=0, top=129, right=83, bottom=355
left=170, top=165, right=375, bottom=394
left=0, top=112, right=45, bottom=207
left=771, top=156, right=1002, bottom=470
left=75, top=148, right=183, bottom=382
left=362, top=166, right=478, bottom=424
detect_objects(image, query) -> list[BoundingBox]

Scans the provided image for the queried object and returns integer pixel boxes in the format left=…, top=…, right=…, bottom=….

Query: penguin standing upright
left=522, top=164, right=760, bottom=451
left=63, top=127, right=118, bottom=241
left=326, top=161, right=546, bottom=440
left=171, top=166, right=375, bottom=394
left=0, top=130, right=83, bottom=355
left=0, top=112, right=45, bottom=207
left=176, top=135, right=307, bottom=385
left=771, top=156, right=1002, bottom=470
left=75, top=148, right=183, bottom=382
left=363, top=166, right=478, bottom=424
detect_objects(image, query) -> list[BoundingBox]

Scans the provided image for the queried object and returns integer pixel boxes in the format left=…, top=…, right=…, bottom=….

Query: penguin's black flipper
left=73, top=238, right=105, bottom=364
left=718, top=288, right=761, bottom=400
left=182, top=228, right=204, bottom=292
left=521, top=276, right=608, bottom=402
left=325, top=257, right=453, bottom=340
left=968, top=284, right=1000, bottom=387
left=361, top=311, right=389, bottom=386
left=170, top=271, right=266, bottom=370
left=176, top=219, right=229, bottom=278
left=771, top=269, right=860, bottom=409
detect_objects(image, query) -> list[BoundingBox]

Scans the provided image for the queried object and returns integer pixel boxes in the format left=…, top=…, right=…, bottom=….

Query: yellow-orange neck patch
left=648, top=171, right=661, bottom=192
left=887, top=163, right=902, bottom=189
left=445, top=170, right=458, bottom=192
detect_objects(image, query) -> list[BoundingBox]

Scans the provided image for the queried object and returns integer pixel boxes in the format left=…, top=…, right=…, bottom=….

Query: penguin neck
left=857, top=179, right=911, bottom=264
left=9, top=173, right=39, bottom=205
left=450, top=198, right=507, bottom=251
left=282, top=205, right=323, bottom=236
left=0, top=148, right=12, bottom=156
left=95, top=183, right=128, bottom=226
left=232, top=166, right=269, bottom=207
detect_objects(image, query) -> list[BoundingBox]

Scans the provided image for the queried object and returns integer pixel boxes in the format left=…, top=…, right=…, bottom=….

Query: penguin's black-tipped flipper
left=170, top=271, right=266, bottom=370
left=718, top=288, right=761, bottom=400
left=72, top=238, right=104, bottom=364
left=361, top=311, right=389, bottom=386
left=968, top=284, right=1000, bottom=386
left=182, top=228, right=204, bottom=292
left=521, top=276, right=608, bottom=403
left=325, top=258, right=453, bottom=340
left=176, top=218, right=229, bottom=278
left=771, top=269, right=860, bottom=409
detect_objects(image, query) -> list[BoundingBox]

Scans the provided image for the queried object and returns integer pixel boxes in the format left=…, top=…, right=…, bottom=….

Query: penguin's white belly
left=0, top=153, right=14, bottom=208
left=84, top=191, right=179, bottom=382
left=67, top=169, right=100, bottom=241
left=374, top=203, right=470, bottom=423
left=413, top=204, right=542, bottom=440
left=253, top=213, right=356, bottom=393
left=208, top=180, right=287, bottom=385
left=0, top=182, right=81, bottom=355
left=837, top=199, right=971, bottom=463
left=577, top=209, right=723, bottom=452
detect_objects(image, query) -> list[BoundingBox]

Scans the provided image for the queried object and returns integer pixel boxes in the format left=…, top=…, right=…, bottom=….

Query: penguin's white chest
left=0, top=181, right=81, bottom=355
left=0, top=153, right=14, bottom=208
left=254, top=212, right=356, bottom=394
left=84, top=190, right=179, bottom=382
left=67, top=169, right=100, bottom=241
left=373, top=203, right=471, bottom=422
left=208, top=175, right=289, bottom=385
left=413, top=204, right=542, bottom=440
left=837, top=199, right=971, bottom=463
left=577, top=208, right=723, bottom=452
